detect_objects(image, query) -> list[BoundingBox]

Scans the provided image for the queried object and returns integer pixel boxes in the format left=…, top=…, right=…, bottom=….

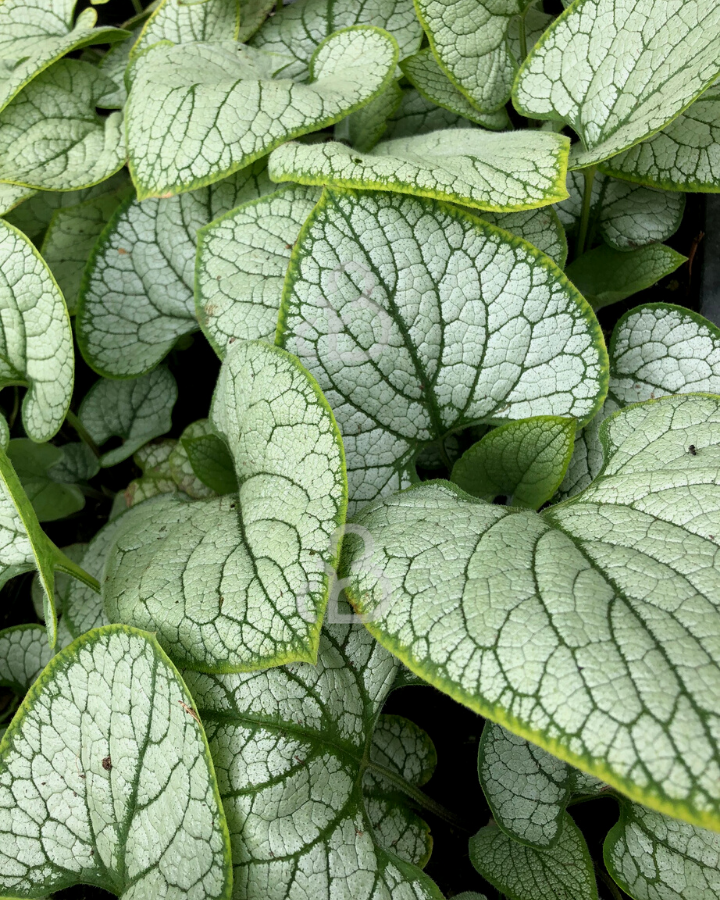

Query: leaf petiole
left=575, top=165, right=597, bottom=259
left=364, top=759, right=468, bottom=830
left=54, top=548, right=100, bottom=594
left=65, top=409, right=101, bottom=459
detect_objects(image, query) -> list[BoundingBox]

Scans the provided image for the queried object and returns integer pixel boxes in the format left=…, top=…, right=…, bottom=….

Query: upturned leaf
left=182, top=433, right=237, bottom=497
left=7, top=439, right=85, bottom=523
left=269, top=129, right=571, bottom=211
left=0, top=60, right=124, bottom=192
left=277, top=188, right=607, bottom=511
left=342, top=394, right=720, bottom=830
left=126, top=27, right=399, bottom=199
left=103, top=340, right=347, bottom=672
left=78, top=367, right=178, bottom=467
left=514, top=0, right=720, bottom=168
left=77, top=163, right=275, bottom=377
left=183, top=621, right=443, bottom=899
left=0, top=625, right=233, bottom=900
left=133, top=0, right=241, bottom=56
left=0, top=220, right=73, bottom=442
left=451, top=417, right=576, bottom=510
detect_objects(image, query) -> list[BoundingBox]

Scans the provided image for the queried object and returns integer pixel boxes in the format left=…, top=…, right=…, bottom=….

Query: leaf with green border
left=40, top=187, right=131, bottom=316
left=95, top=26, right=142, bottom=109
left=451, top=417, right=575, bottom=510
left=0, top=220, right=73, bottom=443
left=31, top=542, right=86, bottom=626
left=400, top=49, right=511, bottom=130
left=469, top=814, right=598, bottom=900
left=334, top=80, right=404, bottom=152
left=0, top=415, right=8, bottom=452
left=478, top=722, right=604, bottom=850
left=363, top=713, right=436, bottom=868
left=601, top=87, right=720, bottom=192
left=237, top=0, right=276, bottom=43
left=7, top=439, right=84, bottom=523
left=277, top=188, right=606, bottom=512
left=565, top=244, right=686, bottom=311
left=0, top=60, right=124, bottom=192
left=78, top=367, right=178, bottom=467
left=103, top=340, right=347, bottom=673
left=555, top=172, right=686, bottom=252
left=269, top=129, right=571, bottom=212
left=474, top=207, right=567, bottom=267
left=559, top=303, right=720, bottom=499
left=0, top=185, right=35, bottom=217
left=132, top=0, right=240, bottom=57
left=0, top=0, right=128, bottom=115
left=384, top=87, right=477, bottom=139
left=182, top=432, right=237, bottom=497
left=77, top=163, right=275, bottom=378
left=413, top=0, right=536, bottom=113
left=4, top=171, right=129, bottom=245
left=196, top=184, right=322, bottom=358
left=0, top=624, right=233, bottom=900
left=182, top=620, right=443, bottom=900
left=605, top=800, right=720, bottom=900
left=126, top=27, right=399, bottom=200
left=342, top=394, right=720, bottom=830
left=250, top=0, right=422, bottom=80
left=514, top=0, right=720, bottom=169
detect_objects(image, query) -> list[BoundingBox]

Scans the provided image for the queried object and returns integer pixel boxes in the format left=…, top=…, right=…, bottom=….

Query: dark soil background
left=1, top=1, right=710, bottom=897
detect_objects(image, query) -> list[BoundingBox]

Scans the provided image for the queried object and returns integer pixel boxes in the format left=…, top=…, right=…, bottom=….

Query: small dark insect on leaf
left=689, top=445, right=697, bottom=456
left=102, top=756, right=112, bottom=771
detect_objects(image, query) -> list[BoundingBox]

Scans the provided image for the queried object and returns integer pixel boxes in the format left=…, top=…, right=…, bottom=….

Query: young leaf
left=77, top=163, right=275, bottom=377
left=451, top=417, right=575, bottom=510
left=0, top=60, right=124, bottom=191
left=384, top=87, right=477, bottom=139
left=400, top=49, right=511, bottom=130
left=566, top=244, right=686, bottom=311
left=133, top=0, right=240, bottom=57
left=277, top=189, right=607, bottom=511
left=182, top=433, right=238, bottom=496
left=196, top=184, right=321, bottom=357
left=78, top=367, right=178, bottom=467
left=125, top=440, right=181, bottom=508
left=0, top=220, right=73, bottom=442
left=0, top=624, right=52, bottom=696
left=103, top=340, right=347, bottom=673
left=469, top=815, right=598, bottom=900
left=559, top=303, right=720, bottom=498
left=40, top=189, right=130, bottom=315
left=334, top=80, right=404, bottom=152
left=126, top=27, right=399, bottom=199
left=0, top=0, right=127, bottom=114
left=478, top=722, right=604, bottom=850
left=514, top=0, right=720, bottom=168
left=0, top=624, right=233, bottom=900
left=183, top=621, right=443, bottom=900
left=7, top=439, right=84, bottom=523
left=47, top=442, right=100, bottom=485
left=474, top=208, right=568, bottom=267
left=602, top=87, right=720, bottom=192
left=605, top=801, right=720, bottom=900
left=414, top=0, right=535, bottom=113
left=250, top=0, right=422, bottom=80
left=341, top=394, right=720, bottom=830
left=169, top=421, right=219, bottom=500
left=269, top=129, right=571, bottom=211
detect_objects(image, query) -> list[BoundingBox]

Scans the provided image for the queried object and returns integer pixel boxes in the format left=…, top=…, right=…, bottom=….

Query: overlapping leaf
left=334, top=81, right=404, bottom=152
left=126, top=27, right=399, bottom=199
left=384, top=87, right=477, bottom=139
left=103, top=340, right=347, bottom=672
left=0, top=624, right=52, bottom=697
left=269, top=129, right=571, bottom=211
left=196, top=184, right=321, bottom=357
left=342, top=394, right=720, bottom=830
left=475, top=208, right=567, bottom=267
left=133, top=0, right=240, bottom=56
left=514, top=0, right=720, bottom=168
left=77, top=163, right=275, bottom=377
left=250, top=0, right=422, bottom=80
left=183, top=621, right=442, bottom=900
left=278, top=189, right=606, bottom=511
left=0, top=625, right=233, bottom=900
left=0, top=60, right=124, bottom=191
left=7, top=439, right=84, bottom=523
left=0, top=220, right=73, bottom=442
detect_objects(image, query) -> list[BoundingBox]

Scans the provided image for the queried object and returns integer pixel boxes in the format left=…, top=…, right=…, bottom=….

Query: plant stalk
left=131, top=0, right=143, bottom=14
left=518, top=9, right=528, bottom=61
left=597, top=866, right=625, bottom=900
left=365, top=760, right=468, bottom=830
left=66, top=410, right=102, bottom=459
left=8, top=386, right=19, bottom=430
left=55, top=550, right=101, bottom=594
left=575, top=166, right=597, bottom=259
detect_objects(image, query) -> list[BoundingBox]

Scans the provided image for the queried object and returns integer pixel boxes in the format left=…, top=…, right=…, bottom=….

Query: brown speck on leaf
left=219, top=595, right=224, bottom=608
left=158, top=191, right=174, bottom=199
left=102, top=756, right=112, bottom=772
left=355, top=829, right=364, bottom=836
left=285, top=243, right=293, bottom=249
left=179, top=700, right=201, bottom=724
left=118, top=247, right=128, bottom=255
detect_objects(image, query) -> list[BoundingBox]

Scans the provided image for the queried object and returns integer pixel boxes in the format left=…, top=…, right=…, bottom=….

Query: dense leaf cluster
left=0, top=1, right=719, bottom=899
